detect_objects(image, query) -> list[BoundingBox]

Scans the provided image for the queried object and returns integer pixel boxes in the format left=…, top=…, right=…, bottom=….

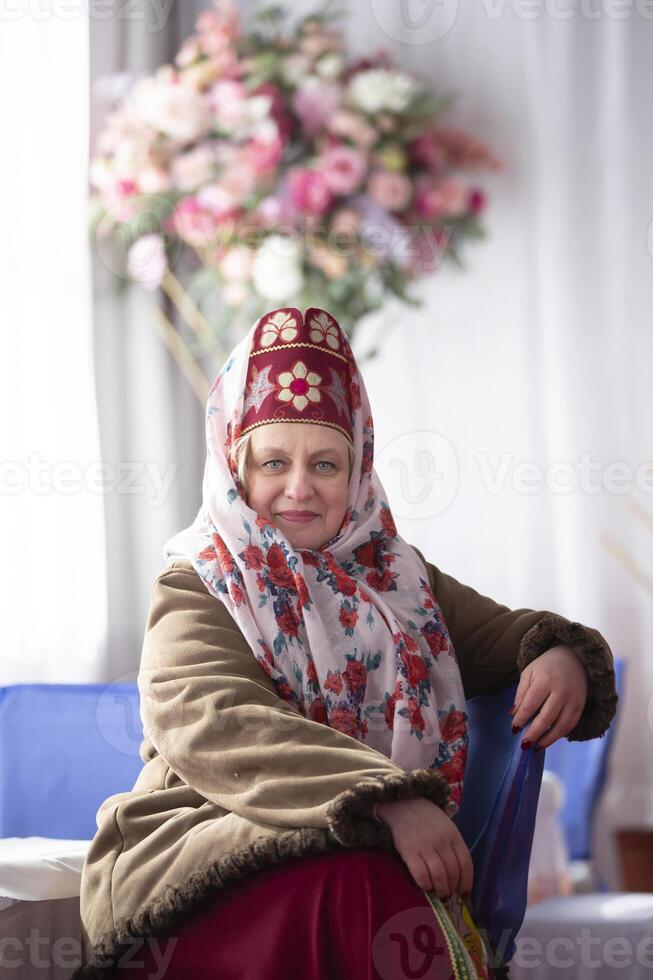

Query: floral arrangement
left=90, top=1, right=501, bottom=400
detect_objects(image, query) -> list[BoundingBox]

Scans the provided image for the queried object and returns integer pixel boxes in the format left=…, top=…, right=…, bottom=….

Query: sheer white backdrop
left=0, top=5, right=108, bottom=684
left=1, top=0, right=651, bottom=887
left=340, top=1, right=653, bottom=887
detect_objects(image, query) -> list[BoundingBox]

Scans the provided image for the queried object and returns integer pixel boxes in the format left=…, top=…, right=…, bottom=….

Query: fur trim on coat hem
left=71, top=768, right=450, bottom=978
left=517, top=612, right=618, bottom=742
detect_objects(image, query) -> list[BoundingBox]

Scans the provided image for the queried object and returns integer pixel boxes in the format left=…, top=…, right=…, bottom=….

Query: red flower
left=366, top=569, right=396, bottom=592
left=267, top=543, right=295, bottom=589
left=256, top=513, right=274, bottom=529
left=277, top=605, right=300, bottom=637
left=300, top=549, right=322, bottom=568
left=400, top=631, right=419, bottom=654
left=405, top=653, right=430, bottom=688
left=332, top=565, right=357, bottom=597
left=212, top=532, right=235, bottom=573
left=294, top=573, right=310, bottom=611
left=242, top=545, right=264, bottom=570
left=331, top=706, right=358, bottom=739
left=407, top=697, right=425, bottom=732
left=339, top=606, right=359, bottom=631
left=199, top=545, right=216, bottom=561
left=380, top=507, right=397, bottom=539
left=440, top=710, right=467, bottom=743
left=438, top=745, right=468, bottom=784
left=306, top=659, right=318, bottom=685
left=228, top=582, right=245, bottom=607
left=358, top=587, right=372, bottom=604
left=255, top=573, right=266, bottom=593
left=324, top=671, right=344, bottom=694
left=343, top=659, right=367, bottom=693
left=421, top=621, right=448, bottom=657
left=421, top=583, right=436, bottom=610
left=354, top=539, right=381, bottom=569
left=309, top=697, right=328, bottom=725
left=384, top=681, right=402, bottom=731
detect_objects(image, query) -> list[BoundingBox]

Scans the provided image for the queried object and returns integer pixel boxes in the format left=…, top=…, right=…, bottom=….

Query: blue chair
left=454, top=681, right=545, bottom=967
left=0, top=683, right=143, bottom=839
left=1, top=679, right=542, bottom=971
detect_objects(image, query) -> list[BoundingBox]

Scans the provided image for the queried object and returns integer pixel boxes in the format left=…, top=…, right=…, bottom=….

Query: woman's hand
left=510, top=643, right=589, bottom=750
left=375, top=797, right=473, bottom=899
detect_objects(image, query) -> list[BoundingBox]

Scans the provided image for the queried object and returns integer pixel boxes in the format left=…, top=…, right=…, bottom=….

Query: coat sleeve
left=137, top=560, right=450, bottom=847
left=410, top=544, right=618, bottom=742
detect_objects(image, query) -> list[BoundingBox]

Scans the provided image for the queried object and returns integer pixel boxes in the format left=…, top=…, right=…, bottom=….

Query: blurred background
left=1, top=0, right=652, bottom=925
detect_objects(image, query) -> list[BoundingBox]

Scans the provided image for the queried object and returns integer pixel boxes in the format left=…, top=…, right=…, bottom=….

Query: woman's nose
left=285, top=467, right=314, bottom=500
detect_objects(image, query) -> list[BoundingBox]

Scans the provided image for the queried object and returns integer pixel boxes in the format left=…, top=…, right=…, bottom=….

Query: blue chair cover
left=0, top=683, right=143, bottom=839
left=543, top=656, right=625, bottom=860
left=454, top=681, right=545, bottom=964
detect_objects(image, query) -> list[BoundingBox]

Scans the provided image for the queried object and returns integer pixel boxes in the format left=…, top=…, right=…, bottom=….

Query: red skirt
left=116, top=848, right=494, bottom=980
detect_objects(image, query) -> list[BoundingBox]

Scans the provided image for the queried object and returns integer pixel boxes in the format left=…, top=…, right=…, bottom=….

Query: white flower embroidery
left=277, top=361, right=322, bottom=412
left=259, top=310, right=299, bottom=347
left=308, top=311, right=340, bottom=350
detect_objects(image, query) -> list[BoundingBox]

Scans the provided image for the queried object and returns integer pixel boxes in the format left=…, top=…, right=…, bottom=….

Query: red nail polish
left=507, top=704, right=516, bottom=716
left=511, top=723, right=521, bottom=734
left=521, top=739, right=532, bottom=751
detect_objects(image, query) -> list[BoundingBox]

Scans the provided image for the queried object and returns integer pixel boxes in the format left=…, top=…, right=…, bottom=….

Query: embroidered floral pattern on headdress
left=163, top=305, right=469, bottom=818
left=277, top=361, right=323, bottom=412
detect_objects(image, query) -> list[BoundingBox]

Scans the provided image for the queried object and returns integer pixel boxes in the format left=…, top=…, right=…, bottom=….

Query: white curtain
left=342, top=2, right=653, bottom=887
left=0, top=6, right=107, bottom=683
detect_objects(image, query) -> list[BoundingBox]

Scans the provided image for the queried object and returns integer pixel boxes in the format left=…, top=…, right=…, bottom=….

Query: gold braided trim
left=250, top=341, right=348, bottom=364
left=239, top=417, right=354, bottom=446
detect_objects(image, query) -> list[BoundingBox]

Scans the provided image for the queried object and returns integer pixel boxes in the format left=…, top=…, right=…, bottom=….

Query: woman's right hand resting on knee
left=374, top=797, right=474, bottom=900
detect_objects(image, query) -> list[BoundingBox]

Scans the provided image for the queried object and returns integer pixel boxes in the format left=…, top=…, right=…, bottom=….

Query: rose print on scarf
left=165, top=307, right=469, bottom=812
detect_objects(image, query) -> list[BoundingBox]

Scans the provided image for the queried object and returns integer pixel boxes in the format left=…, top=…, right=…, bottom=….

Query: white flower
left=277, top=361, right=322, bottom=412
left=131, top=75, right=212, bottom=144
left=259, top=310, right=299, bottom=346
left=308, top=310, right=340, bottom=350
left=347, top=69, right=418, bottom=115
left=171, top=144, right=216, bottom=191
left=127, top=234, right=168, bottom=290
left=252, top=235, right=304, bottom=302
left=315, top=52, right=344, bottom=81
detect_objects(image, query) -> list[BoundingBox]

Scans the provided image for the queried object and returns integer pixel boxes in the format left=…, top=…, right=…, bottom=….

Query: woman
left=74, top=306, right=618, bottom=980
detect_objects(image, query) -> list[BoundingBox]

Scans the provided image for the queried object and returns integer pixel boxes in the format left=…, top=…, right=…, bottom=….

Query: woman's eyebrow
left=257, top=446, right=342, bottom=459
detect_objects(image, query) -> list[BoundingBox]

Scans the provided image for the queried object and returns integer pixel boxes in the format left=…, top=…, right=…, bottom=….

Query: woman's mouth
left=278, top=511, right=319, bottom=524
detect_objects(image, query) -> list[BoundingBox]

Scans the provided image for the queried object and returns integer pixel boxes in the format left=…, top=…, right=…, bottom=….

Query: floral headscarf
left=164, top=307, right=468, bottom=812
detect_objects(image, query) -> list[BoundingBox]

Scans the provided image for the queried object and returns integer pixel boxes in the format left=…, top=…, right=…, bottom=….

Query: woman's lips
left=278, top=511, right=318, bottom=524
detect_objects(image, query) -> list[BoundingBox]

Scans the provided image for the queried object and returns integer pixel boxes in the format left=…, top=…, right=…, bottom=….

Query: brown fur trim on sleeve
left=517, top=613, right=618, bottom=742
left=326, top=768, right=451, bottom=848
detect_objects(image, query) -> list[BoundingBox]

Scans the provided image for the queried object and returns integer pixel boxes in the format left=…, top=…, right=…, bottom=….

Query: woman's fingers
left=532, top=704, right=582, bottom=749
left=520, top=695, right=564, bottom=746
left=405, top=851, right=447, bottom=895
left=452, top=836, right=474, bottom=896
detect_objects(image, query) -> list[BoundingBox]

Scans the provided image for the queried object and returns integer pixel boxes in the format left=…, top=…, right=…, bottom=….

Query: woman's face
left=246, top=422, right=351, bottom=550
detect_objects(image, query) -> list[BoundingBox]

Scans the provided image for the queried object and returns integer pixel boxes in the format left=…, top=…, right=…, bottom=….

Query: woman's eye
left=316, top=461, right=335, bottom=472
left=263, top=460, right=283, bottom=471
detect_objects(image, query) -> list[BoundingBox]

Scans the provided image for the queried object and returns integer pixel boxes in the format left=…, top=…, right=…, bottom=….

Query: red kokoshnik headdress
left=162, top=305, right=469, bottom=815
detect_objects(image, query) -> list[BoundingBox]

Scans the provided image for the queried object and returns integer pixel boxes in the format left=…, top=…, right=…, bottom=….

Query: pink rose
left=292, top=80, right=341, bottom=135
left=288, top=168, right=333, bottom=216
left=319, top=145, right=367, bottom=196
left=245, top=134, right=283, bottom=175
left=168, top=197, right=219, bottom=247
left=367, top=170, right=412, bottom=212
left=415, top=177, right=469, bottom=219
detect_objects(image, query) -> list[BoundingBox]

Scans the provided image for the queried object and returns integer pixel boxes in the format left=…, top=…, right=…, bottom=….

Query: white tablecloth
left=0, top=837, right=90, bottom=979
left=510, top=893, right=653, bottom=980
